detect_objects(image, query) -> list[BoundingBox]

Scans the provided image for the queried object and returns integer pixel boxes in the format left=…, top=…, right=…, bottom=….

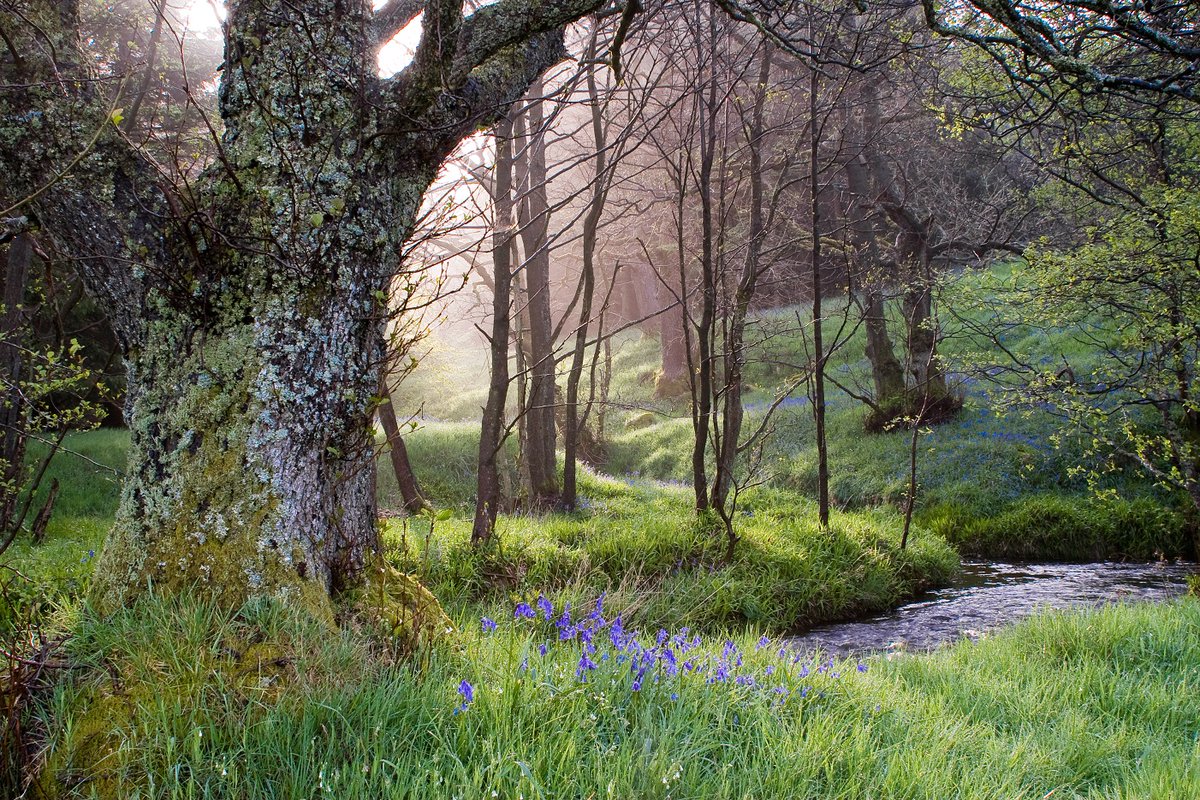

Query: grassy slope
left=393, top=264, right=1193, bottom=561
left=39, top=594, right=1200, bottom=799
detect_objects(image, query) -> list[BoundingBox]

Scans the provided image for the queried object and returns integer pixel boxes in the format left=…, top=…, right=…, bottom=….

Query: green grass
left=6, top=264, right=1200, bottom=798
left=35, top=593, right=1200, bottom=799
left=0, top=429, right=125, bottom=627
left=382, top=474, right=958, bottom=633
left=3, top=427, right=957, bottom=635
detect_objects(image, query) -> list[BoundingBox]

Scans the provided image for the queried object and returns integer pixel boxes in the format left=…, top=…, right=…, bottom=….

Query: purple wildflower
left=481, top=617, right=497, bottom=632
left=577, top=652, right=598, bottom=679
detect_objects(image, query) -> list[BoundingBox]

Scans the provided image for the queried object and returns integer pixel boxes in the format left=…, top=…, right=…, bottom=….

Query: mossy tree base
left=337, top=558, right=454, bottom=657
left=37, top=579, right=452, bottom=799
left=864, top=392, right=964, bottom=433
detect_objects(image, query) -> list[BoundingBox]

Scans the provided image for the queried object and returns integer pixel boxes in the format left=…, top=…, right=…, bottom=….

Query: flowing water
left=790, top=560, right=1197, bottom=657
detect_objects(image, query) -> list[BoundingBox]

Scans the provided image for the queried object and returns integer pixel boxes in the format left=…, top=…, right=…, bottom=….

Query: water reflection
left=790, top=561, right=1197, bottom=657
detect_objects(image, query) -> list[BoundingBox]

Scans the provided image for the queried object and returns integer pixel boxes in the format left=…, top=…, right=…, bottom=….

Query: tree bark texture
left=2, top=0, right=602, bottom=617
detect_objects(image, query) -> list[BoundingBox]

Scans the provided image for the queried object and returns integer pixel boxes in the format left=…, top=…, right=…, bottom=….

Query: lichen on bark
left=2, top=0, right=604, bottom=627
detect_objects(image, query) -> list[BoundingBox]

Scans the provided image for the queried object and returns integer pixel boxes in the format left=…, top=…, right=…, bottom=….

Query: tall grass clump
left=922, top=494, right=1194, bottom=561
left=383, top=474, right=958, bottom=633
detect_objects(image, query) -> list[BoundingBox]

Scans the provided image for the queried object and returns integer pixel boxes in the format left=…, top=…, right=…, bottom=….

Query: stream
left=790, top=560, right=1197, bottom=657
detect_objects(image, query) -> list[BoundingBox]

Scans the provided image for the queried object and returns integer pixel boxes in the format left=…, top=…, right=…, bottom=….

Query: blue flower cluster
left=455, top=595, right=868, bottom=713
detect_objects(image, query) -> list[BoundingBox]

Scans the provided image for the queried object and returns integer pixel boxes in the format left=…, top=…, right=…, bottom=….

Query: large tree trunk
left=842, top=77, right=908, bottom=426
left=656, top=268, right=690, bottom=398
left=842, top=150, right=906, bottom=415
left=892, top=218, right=953, bottom=414
left=3, top=0, right=600, bottom=621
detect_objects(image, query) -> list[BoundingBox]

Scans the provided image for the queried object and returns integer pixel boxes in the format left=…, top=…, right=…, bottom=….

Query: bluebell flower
left=555, top=605, right=572, bottom=634
left=537, top=595, right=553, bottom=620
left=538, top=642, right=548, bottom=657
left=514, top=602, right=535, bottom=619
left=455, top=679, right=475, bottom=713
left=756, top=635, right=770, bottom=650
left=481, top=617, right=497, bottom=632
left=857, top=663, right=868, bottom=673
left=577, top=652, right=598, bottom=678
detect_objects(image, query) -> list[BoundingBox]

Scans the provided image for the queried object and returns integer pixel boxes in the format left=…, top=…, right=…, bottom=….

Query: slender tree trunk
left=691, top=9, right=719, bottom=514
left=121, top=0, right=166, bottom=133
left=378, top=395, right=429, bottom=515
left=712, top=46, right=770, bottom=521
left=809, top=68, right=830, bottom=529
left=515, top=84, right=559, bottom=507
left=0, top=234, right=32, bottom=533
left=563, top=48, right=606, bottom=510
left=474, top=114, right=518, bottom=546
